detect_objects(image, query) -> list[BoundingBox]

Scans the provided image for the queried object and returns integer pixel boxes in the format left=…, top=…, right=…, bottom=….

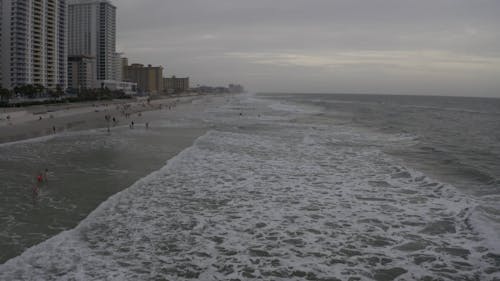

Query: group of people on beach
left=18, top=97, right=191, bottom=200
left=110, top=99, right=180, bottom=131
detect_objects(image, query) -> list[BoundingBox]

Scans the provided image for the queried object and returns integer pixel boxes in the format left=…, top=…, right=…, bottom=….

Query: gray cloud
left=116, top=0, right=500, bottom=97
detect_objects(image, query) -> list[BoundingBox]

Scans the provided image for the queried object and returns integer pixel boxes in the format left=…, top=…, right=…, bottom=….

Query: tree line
left=0, top=84, right=130, bottom=106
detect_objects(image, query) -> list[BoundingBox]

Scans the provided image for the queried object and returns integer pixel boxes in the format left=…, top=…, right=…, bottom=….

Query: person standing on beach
left=43, top=169, right=49, bottom=182
left=52, top=126, right=56, bottom=134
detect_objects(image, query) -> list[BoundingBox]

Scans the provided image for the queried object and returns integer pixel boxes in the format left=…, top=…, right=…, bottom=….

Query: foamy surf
left=1, top=94, right=499, bottom=280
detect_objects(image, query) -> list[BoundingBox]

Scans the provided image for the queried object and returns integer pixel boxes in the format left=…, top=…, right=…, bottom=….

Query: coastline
left=0, top=93, right=222, bottom=263
left=0, top=94, right=205, bottom=144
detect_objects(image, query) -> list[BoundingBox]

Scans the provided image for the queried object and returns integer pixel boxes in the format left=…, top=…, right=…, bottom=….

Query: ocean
left=0, top=93, right=499, bottom=280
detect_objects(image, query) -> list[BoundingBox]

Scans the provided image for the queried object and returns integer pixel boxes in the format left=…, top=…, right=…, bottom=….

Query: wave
left=1, top=95, right=499, bottom=280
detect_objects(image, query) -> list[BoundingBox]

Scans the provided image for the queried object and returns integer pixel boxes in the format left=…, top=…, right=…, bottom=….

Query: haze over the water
left=117, top=0, right=500, bottom=98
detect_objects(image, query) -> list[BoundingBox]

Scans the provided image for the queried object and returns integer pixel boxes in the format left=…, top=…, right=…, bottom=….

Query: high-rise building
left=112, top=52, right=123, bottom=81
left=124, top=63, right=163, bottom=95
left=0, top=0, right=68, bottom=90
left=0, top=0, right=3, bottom=87
left=163, top=76, right=190, bottom=94
left=67, top=55, right=96, bottom=90
left=120, top=57, right=128, bottom=81
left=68, top=0, right=116, bottom=81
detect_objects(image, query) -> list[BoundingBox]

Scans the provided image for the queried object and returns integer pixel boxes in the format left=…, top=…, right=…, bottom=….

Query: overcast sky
left=116, top=0, right=500, bottom=97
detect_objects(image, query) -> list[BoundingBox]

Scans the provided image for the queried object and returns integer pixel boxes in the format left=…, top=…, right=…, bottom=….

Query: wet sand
left=0, top=95, right=203, bottom=144
left=0, top=94, right=224, bottom=263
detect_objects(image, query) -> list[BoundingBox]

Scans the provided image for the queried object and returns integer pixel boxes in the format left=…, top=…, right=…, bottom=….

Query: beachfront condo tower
left=68, top=0, right=116, bottom=82
left=0, top=0, right=68, bottom=90
left=124, top=63, right=164, bottom=95
left=0, top=0, right=3, bottom=87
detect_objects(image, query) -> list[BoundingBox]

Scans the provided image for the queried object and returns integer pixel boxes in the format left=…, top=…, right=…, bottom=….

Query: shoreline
left=0, top=93, right=221, bottom=263
left=0, top=94, right=208, bottom=144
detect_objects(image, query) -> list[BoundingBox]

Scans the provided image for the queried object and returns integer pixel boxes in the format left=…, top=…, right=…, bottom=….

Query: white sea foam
left=0, top=134, right=58, bottom=148
left=1, top=94, right=499, bottom=280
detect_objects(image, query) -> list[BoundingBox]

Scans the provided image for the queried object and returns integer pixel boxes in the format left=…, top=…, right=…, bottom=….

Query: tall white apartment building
left=0, top=0, right=3, bottom=87
left=112, top=52, right=123, bottom=81
left=68, top=0, right=116, bottom=82
left=0, top=0, right=68, bottom=90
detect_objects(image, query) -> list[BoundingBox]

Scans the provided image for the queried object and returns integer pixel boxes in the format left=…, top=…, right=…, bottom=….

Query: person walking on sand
left=146, top=122, right=149, bottom=129
left=52, top=126, right=56, bottom=134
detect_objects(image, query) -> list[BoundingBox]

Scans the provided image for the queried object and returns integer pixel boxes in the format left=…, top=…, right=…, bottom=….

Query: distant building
left=193, top=84, right=244, bottom=94
left=68, top=0, right=117, bottom=81
left=112, top=52, right=124, bottom=81
left=124, top=63, right=163, bottom=95
left=163, top=76, right=190, bottom=94
left=1, top=0, right=68, bottom=90
left=120, top=57, right=129, bottom=81
left=229, top=84, right=245, bottom=93
left=0, top=0, right=3, bottom=87
left=68, top=55, right=96, bottom=90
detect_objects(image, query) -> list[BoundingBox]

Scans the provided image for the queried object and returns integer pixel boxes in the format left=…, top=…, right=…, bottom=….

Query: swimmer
left=32, top=185, right=39, bottom=196
left=37, top=173, right=44, bottom=184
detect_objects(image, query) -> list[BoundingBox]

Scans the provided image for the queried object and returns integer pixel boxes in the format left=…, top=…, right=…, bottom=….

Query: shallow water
left=0, top=94, right=499, bottom=280
left=0, top=109, right=206, bottom=263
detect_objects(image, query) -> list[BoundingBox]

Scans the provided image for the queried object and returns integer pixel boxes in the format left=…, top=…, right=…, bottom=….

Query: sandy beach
left=0, top=93, right=227, bottom=263
left=0, top=94, right=205, bottom=144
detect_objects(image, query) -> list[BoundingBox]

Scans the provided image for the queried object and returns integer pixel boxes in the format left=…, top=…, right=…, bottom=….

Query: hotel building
left=124, top=63, right=163, bottom=95
left=0, top=0, right=67, bottom=90
left=67, top=55, right=95, bottom=89
left=163, top=76, right=190, bottom=94
left=68, top=0, right=116, bottom=82
left=0, top=0, right=3, bottom=86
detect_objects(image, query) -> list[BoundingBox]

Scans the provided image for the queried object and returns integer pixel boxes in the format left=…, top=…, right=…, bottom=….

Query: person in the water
left=43, top=169, right=49, bottom=182
left=32, top=184, right=39, bottom=196
left=37, top=173, right=43, bottom=184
